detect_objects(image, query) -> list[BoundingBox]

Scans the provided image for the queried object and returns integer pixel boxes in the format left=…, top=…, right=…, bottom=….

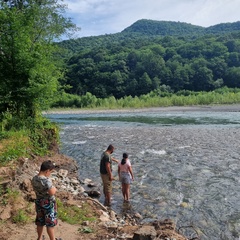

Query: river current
left=46, top=107, right=240, bottom=240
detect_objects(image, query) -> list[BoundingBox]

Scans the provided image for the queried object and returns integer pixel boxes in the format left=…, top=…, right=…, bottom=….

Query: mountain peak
left=122, top=19, right=205, bottom=36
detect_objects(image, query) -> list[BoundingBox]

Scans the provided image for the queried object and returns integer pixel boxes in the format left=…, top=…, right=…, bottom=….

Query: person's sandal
left=37, top=236, right=45, bottom=240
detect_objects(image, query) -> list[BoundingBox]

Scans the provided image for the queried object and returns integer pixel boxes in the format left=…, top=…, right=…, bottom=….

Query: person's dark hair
left=121, top=153, right=128, bottom=165
left=40, top=160, right=55, bottom=171
left=107, top=144, right=114, bottom=151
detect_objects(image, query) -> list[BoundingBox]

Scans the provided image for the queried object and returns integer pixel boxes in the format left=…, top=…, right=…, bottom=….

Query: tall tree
left=138, top=72, right=152, bottom=95
left=225, top=67, right=240, bottom=88
left=0, top=0, right=77, bottom=119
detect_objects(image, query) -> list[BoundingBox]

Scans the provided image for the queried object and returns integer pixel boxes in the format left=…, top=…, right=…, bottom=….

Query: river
left=46, top=105, right=240, bottom=240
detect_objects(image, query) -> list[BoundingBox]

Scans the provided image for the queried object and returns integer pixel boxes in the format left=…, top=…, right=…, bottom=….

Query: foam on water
left=72, top=141, right=87, bottom=145
left=141, top=149, right=167, bottom=155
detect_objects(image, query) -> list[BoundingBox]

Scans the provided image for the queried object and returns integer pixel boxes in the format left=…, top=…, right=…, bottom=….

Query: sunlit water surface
left=46, top=110, right=240, bottom=240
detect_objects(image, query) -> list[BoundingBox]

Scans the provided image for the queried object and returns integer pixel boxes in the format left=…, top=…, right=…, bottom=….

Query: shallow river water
left=46, top=107, right=240, bottom=240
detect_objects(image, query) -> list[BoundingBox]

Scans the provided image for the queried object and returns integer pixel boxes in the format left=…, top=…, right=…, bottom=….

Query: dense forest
left=58, top=19, right=240, bottom=99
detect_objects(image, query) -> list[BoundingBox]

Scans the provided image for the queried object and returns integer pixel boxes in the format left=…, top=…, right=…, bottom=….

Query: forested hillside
left=58, top=19, right=240, bottom=99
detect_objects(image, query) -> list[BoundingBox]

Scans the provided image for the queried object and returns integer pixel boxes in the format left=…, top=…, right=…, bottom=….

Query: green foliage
left=28, top=117, right=60, bottom=156
left=52, top=87, right=240, bottom=109
left=12, top=209, right=29, bottom=224
left=57, top=199, right=96, bottom=225
left=0, top=0, right=65, bottom=162
left=0, top=111, right=13, bottom=132
left=4, top=188, right=20, bottom=204
left=0, top=130, right=29, bottom=165
left=0, top=187, right=34, bottom=225
left=79, top=227, right=94, bottom=234
left=0, top=0, right=78, bottom=122
left=0, top=114, right=60, bottom=165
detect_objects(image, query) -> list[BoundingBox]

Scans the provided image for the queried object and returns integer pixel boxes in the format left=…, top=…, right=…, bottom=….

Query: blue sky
left=64, top=0, right=240, bottom=38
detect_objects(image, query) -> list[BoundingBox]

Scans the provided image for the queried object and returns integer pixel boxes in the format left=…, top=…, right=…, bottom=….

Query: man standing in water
left=100, top=144, right=119, bottom=206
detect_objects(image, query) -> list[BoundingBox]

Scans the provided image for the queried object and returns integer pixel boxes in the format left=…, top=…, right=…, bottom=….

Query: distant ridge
left=206, top=21, right=240, bottom=34
left=122, top=19, right=204, bottom=36
left=58, top=19, right=240, bottom=56
left=121, top=19, right=240, bottom=37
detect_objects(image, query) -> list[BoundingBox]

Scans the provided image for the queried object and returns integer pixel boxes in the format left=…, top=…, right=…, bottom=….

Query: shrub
left=12, top=209, right=29, bottom=224
left=57, top=199, right=96, bottom=225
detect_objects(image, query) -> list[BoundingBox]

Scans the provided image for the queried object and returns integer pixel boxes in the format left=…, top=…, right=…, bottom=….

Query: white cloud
left=64, top=0, right=240, bottom=38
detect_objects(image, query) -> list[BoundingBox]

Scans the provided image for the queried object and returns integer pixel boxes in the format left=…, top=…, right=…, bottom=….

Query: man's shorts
left=35, top=198, right=57, bottom=227
left=101, top=174, right=112, bottom=194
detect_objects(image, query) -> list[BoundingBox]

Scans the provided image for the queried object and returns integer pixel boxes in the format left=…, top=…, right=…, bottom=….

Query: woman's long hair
left=121, top=153, right=128, bottom=165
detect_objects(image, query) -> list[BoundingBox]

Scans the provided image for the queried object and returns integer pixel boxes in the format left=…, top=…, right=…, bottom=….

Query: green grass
left=57, top=199, right=97, bottom=225
left=0, top=115, right=60, bottom=166
left=0, top=131, right=30, bottom=166
left=51, top=87, right=240, bottom=110
left=0, top=188, right=34, bottom=224
left=12, top=209, right=29, bottom=224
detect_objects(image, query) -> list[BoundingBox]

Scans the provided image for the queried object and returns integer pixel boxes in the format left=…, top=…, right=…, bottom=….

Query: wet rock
left=85, top=189, right=101, bottom=198
left=152, top=219, right=175, bottom=231
left=77, top=186, right=85, bottom=193
left=133, top=225, right=157, bottom=240
left=83, top=178, right=92, bottom=185
left=87, top=182, right=97, bottom=188
left=134, top=212, right=143, bottom=219
left=71, top=177, right=80, bottom=185
left=58, top=169, right=68, bottom=178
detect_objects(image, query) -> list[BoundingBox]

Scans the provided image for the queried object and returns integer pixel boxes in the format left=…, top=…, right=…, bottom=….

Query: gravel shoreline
left=44, top=104, right=240, bottom=115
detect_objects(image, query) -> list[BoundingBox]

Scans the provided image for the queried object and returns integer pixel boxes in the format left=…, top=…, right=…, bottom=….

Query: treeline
left=52, top=87, right=240, bottom=109
left=58, top=20, right=240, bottom=100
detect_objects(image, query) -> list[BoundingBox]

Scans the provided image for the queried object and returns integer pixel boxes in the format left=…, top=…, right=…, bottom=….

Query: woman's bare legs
left=121, top=183, right=126, bottom=200
left=125, top=184, right=130, bottom=201
left=122, top=183, right=131, bottom=201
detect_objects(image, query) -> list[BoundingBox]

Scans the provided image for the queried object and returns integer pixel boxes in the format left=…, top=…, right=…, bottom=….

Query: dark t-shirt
left=31, top=175, right=55, bottom=201
left=100, top=151, right=112, bottom=174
